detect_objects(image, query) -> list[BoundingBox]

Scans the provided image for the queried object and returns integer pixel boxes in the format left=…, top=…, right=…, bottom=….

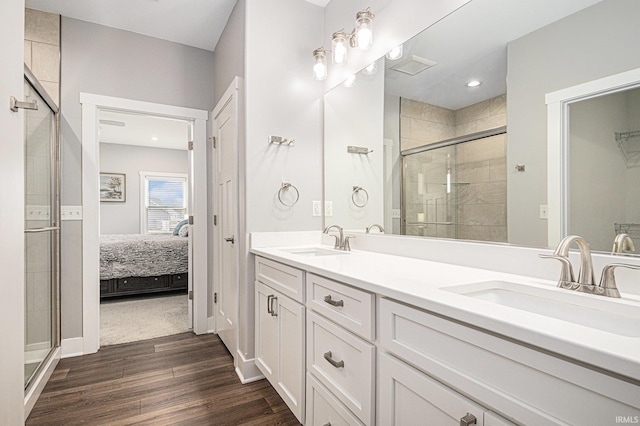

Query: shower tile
left=25, top=41, right=32, bottom=69
left=458, top=203, right=506, bottom=226
left=402, top=98, right=454, bottom=124
left=31, top=42, right=60, bottom=83
left=458, top=136, right=505, bottom=163
left=458, top=181, right=507, bottom=205
left=457, top=160, right=491, bottom=183
left=40, top=81, right=60, bottom=107
left=458, top=225, right=492, bottom=241
left=476, top=114, right=507, bottom=132
left=25, top=8, right=60, bottom=46
left=490, top=226, right=508, bottom=242
left=489, top=158, right=507, bottom=181
left=410, top=118, right=455, bottom=144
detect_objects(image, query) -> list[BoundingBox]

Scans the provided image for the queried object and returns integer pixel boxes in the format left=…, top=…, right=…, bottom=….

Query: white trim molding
left=24, top=347, right=60, bottom=419
left=80, top=93, right=209, bottom=355
left=61, top=337, right=85, bottom=358
left=235, top=350, right=264, bottom=384
left=546, top=67, right=640, bottom=247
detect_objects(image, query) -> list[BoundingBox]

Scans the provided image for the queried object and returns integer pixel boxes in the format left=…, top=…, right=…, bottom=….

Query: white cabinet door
left=255, top=280, right=305, bottom=423
left=255, top=281, right=278, bottom=384
left=276, top=290, right=306, bottom=422
left=379, top=351, right=486, bottom=426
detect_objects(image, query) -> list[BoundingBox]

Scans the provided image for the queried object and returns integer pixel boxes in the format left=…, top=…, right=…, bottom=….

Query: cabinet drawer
left=169, top=273, right=188, bottom=288
left=255, top=256, right=305, bottom=303
left=306, top=373, right=364, bottom=426
left=307, top=311, right=375, bottom=425
left=379, top=298, right=640, bottom=425
left=379, top=351, right=486, bottom=426
left=307, top=273, right=375, bottom=340
left=115, top=275, right=168, bottom=292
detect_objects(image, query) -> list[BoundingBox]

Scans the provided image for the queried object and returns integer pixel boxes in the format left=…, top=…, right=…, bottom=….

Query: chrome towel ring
left=278, top=182, right=300, bottom=207
left=352, top=186, right=369, bottom=208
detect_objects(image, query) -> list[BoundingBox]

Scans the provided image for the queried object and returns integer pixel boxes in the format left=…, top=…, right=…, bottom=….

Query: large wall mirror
left=323, top=0, right=640, bottom=255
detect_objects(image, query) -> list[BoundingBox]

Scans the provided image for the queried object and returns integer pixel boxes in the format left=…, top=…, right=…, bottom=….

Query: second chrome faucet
left=323, top=225, right=354, bottom=251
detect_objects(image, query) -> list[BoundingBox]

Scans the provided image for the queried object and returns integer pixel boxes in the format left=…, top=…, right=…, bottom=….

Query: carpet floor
left=100, top=293, right=189, bottom=347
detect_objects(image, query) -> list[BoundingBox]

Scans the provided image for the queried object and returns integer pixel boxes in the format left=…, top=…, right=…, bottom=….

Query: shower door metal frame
left=400, top=126, right=506, bottom=236
left=23, top=63, right=61, bottom=412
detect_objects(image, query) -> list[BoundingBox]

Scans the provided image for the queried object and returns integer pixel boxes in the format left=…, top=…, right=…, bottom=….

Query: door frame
left=80, top=93, right=209, bottom=354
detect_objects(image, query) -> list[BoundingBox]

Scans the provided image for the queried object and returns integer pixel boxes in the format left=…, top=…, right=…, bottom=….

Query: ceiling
left=25, top=0, right=238, bottom=51
left=383, top=0, right=603, bottom=110
left=98, top=110, right=190, bottom=151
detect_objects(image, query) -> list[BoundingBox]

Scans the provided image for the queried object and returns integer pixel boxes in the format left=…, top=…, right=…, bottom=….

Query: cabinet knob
left=323, top=351, right=345, bottom=368
left=323, top=295, right=344, bottom=307
left=460, top=413, right=477, bottom=426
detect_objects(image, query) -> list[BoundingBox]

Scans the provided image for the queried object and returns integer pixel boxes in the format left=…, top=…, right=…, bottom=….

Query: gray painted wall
left=213, top=0, right=245, bottom=106
left=506, top=0, right=640, bottom=247
left=60, top=17, right=215, bottom=339
left=99, top=143, right=188, bottom=235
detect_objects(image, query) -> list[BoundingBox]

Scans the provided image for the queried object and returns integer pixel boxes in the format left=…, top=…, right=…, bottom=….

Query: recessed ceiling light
left=467, top=80, right=482, bottom=87
left=151, top=136, right=159, bottom=141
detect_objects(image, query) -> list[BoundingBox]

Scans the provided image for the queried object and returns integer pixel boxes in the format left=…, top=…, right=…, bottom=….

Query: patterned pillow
left=178, top=225, right=189, bottom=237
left=173, top=219, right=189, bottom=235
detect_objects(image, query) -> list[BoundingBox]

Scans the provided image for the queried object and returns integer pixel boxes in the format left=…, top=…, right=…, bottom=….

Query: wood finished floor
left=27, top=332, right=300, bottom=425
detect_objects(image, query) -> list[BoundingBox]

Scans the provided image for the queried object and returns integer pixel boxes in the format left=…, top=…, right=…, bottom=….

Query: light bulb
left=343, top=74, right=356, bottom=88
left=467, top=80, right=482, bottom=87
left=312, top=48, right=327, bottom=81
left=354, top=9, right=374, bottom=50
left=332, top=32, right=348, bottom=65
left=386, top=45, right=403, bottom=60
left=362, top=61, right=377, bottom=76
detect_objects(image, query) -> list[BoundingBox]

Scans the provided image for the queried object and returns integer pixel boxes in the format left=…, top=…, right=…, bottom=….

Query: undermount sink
left=444, top=280, right=640, bottom=337
left=281, top=247, right=350, bottom=257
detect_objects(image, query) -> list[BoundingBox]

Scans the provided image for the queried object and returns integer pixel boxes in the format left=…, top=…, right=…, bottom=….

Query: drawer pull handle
left=323, top=423, right=331, bottom=426
left=267, top=295, right=273, bottom=314
left=460, top=413, right=477, bottom=426
left=323, top=351, right=344, bottom=368
left=323, top=295, right=344, bottom=307
left=270, top=295, right=278, bottom=317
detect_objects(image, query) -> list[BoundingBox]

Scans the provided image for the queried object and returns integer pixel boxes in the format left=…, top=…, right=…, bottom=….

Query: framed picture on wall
left=100, top=173, right=126, bottom=202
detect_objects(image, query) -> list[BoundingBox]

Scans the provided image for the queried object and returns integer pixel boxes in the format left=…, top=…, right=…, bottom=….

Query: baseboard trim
left=25, top=347, right=60, bottom=418
left=61, top=337, right=84, bottom=358
left=235, top=350, right=264, bottom=384
left=207, top=316, right=215, bottom=333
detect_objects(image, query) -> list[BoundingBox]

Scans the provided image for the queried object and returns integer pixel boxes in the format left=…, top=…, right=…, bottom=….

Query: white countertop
left=251, top=243, right=640, bottom=383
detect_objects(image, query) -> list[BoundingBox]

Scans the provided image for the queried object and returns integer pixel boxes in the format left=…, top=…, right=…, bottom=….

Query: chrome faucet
left=540, top=235, right=640, bottom=298
left=365, top=224, right=385, bottom=233
left=612, top=233, right=635, bottom=255
left=323, top=225, right=354, bottom=251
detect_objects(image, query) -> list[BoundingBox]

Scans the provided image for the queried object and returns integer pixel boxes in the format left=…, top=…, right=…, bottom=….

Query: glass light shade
left=313, top=49, right=327, bottom=81
left=355, top=9, right=374, bottom=50
left=332, top=32, right=349, bottom=65
left=362, top=61, right=378, bottom=76
left=386, top=45, right=403, bottom=60
left=343, top=74, right=356, bottom=88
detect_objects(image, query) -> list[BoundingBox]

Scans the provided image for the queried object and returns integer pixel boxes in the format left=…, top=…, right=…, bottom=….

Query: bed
left=99, top=234, right=188, bottom=298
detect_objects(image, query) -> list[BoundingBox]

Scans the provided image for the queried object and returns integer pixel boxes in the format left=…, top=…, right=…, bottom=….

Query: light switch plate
left=62, top=205, right=83, bottom=221
left=26, top=205, right=50, bottom=221
left=539, top=205, right=548, bottom=220
left=325, top=201, right=333, bottom=217
left=391, top=208, right=401, bottom=219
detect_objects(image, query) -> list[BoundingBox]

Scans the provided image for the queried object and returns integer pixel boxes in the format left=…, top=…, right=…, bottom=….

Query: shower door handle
left=224, top=236, right=235, bottom=244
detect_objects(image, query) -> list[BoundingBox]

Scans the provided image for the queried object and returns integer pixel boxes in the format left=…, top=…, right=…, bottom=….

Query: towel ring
left=351, top=186, right=369, bottom=208
left=278, top=182, right=299, bottom=207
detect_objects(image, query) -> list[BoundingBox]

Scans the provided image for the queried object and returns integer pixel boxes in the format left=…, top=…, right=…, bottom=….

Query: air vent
left=390, top=55, right=437, bottom=76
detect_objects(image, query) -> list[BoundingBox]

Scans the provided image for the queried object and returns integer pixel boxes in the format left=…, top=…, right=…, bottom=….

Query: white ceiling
left=98, top=110, right=190, bottom=151
left=383, top=0, right=603, bottom=110
left=25, top=0, right=238, bottom=51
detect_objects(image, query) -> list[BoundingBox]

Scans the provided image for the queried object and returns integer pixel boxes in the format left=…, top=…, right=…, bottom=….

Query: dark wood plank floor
left=27, top=332, right=300, bottom=425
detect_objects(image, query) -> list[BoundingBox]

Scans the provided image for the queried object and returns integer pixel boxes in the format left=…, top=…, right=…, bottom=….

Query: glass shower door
left=24, top=74, right=59, bottom=389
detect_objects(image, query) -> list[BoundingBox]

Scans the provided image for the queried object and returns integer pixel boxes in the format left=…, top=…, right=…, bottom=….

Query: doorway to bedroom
left=97, top=110, right=192, bottom=346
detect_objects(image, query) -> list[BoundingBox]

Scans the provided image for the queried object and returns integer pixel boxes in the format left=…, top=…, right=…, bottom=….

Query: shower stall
left=401, top=128, right=508, bottom=242
left=22, top=65, right=60, bottom=412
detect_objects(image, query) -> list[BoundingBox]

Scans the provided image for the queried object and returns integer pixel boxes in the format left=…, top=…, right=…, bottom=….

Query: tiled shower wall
left=401, top=96, right=507, bottom=242
left=24, top=8, right=60, bottom=106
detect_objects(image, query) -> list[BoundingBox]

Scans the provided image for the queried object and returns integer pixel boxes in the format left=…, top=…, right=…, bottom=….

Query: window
left=140, top=171, right=188, bottom=234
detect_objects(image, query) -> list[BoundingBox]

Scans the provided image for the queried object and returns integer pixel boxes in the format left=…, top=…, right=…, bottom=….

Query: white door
left=186, top=124, right=194, bottom=328
left=213, top=80, right=239, bottom=355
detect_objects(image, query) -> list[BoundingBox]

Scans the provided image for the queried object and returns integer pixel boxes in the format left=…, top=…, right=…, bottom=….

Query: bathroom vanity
left=251, top=234, right=640, bottom=425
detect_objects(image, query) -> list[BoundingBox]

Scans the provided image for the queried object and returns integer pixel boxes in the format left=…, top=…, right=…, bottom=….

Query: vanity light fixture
left=362, top=60, right=378, bottom=76
left=313, top=7, right=375, bottom=80
left=343, top=74, right=357, bottom=88
left=386, top=44, right=403, bottom=60
left=467, top=80, right=482, bottom=87
left=313, top=48, right=328, bottom=81
left=150, top=136, right=159, bottom=141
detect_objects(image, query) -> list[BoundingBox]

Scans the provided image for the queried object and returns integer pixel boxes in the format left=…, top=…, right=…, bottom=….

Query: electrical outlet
left=325, top=201, right=333, bottom=217
left=312, top=201, right=322, bottom=217
left=539, top=205, right=548, bottom=220
left=391, top=208, right=401, bottom=219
